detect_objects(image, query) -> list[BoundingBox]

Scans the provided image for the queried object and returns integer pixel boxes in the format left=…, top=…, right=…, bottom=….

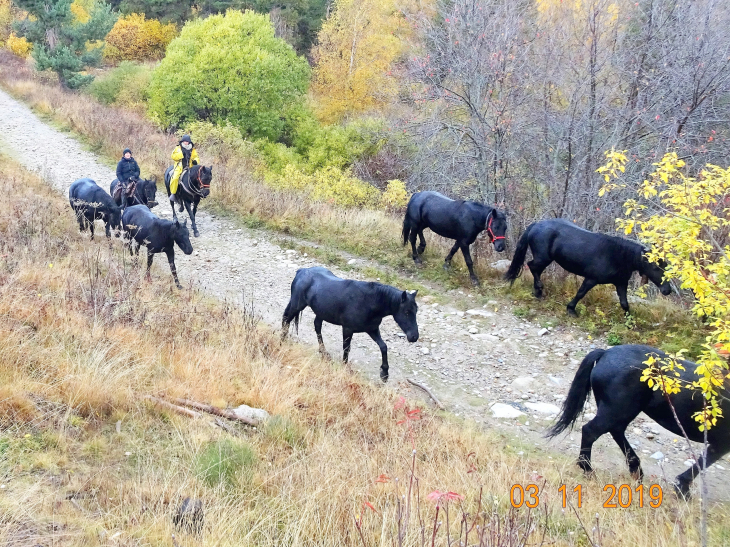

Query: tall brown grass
left=0, top=158, right=727, bottom=544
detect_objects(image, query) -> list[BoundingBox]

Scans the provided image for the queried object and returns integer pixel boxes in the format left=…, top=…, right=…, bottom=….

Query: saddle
left=113, top=178, right=137, bottom=203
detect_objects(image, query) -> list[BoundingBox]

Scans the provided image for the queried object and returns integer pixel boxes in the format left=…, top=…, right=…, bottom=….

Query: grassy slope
left=1, top=154, right=728, bottom=544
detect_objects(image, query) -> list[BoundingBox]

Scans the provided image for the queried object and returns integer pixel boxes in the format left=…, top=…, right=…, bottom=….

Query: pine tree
left=13, top=0, right=116, bottom=88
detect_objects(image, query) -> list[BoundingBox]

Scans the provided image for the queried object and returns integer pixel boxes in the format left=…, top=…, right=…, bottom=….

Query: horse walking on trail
left=281, top=267, right=419, bottom=382
left=504, top=219, right=671, bottom=315
left=164, top=164, right=212, bottom=238
left=402, top=191, right=507, bottom=286
left=110, top=177, right=158, bottom=210
left=548, top=345, right=730, bottom=498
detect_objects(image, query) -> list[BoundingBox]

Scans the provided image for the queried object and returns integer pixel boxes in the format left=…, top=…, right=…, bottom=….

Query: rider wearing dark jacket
left=116, top=148, right=140, bottom=183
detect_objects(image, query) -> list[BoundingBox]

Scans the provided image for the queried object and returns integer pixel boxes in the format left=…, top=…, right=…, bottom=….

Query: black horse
left=281, top=267, right=419, bottom=382
left=164, top=165, right=212, bottom=237
left=110, top=177, right=158, bottom=210
left=505, top=219, right=671, bottom=315
left=122, top=205, right=193, bottom=289
left=68, top=178, right=122, bottom=240
left=549, top=345, right=730, bottom=498
left=402, top=191, right=507, bottom=286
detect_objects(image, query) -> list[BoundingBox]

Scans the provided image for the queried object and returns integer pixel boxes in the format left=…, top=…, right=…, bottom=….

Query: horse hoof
left=567, top=307, right=578, bottom=317
left=673, top=482, right=692, bottom=500
left=413, top=256, right=423, bottom=265
left=194, top=231, right=200, bottom=238
left=443, top=262, right=451, bottom=270
left=470, top=276, right=480, bottom=287
left=380, top=373, right=389, bottom=383
left=176, top=284, right=183, bottom=289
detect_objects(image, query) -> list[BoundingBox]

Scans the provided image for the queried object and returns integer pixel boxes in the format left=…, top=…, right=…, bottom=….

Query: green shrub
left=264, top=415, right=306, bottom=450
left=195, top=438, right=257, bottom=488
left=148, top=10, right=310, bottom=140
left=87, top=61, right=151, bottom=106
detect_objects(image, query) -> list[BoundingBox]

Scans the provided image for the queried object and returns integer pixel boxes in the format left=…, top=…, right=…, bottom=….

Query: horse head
left=393, top=290, right=419, bottom=343
left=639, top=250, right=672, bottom=295
left=197, top=166, right=212, bottom=198
left=143, top=177, right=158, bottom=209
left=486, top=208, right=507, bottom=252
left=173, top=218, right=194, bottom=255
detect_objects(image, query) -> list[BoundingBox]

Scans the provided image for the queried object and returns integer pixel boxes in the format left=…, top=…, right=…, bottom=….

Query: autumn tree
left=148, top=10, right=310, bottom=141
left=311, top=0, right=419, bottom=123
left=13, top=0, right=116, bottom=88
left=104, top=12, right=176, bottom=62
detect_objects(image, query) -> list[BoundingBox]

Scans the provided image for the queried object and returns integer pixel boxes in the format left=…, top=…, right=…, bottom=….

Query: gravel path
left=1, top=88, right=727, bottom=500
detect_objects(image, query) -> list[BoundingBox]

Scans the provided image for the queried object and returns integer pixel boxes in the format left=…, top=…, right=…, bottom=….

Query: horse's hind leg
left=567, top=278, right=598, bottom=316
left=281, top=299, right=303, bottom=340
left=527, top=258, right=549, bottom=298
left=417, top=230, right=426, bottom=254
left=409, top=230, right=422, bottom=264
left=674, top=445, right=723, bottom=499
left=577, top=411, right=614, bottom=474
left=615, top=283, right=630, bottom=315
left=610, top=428, right=643, bottom=481
left=443, top=241, right=460, bottom=269
left=314, top=316, right=327, bottom=357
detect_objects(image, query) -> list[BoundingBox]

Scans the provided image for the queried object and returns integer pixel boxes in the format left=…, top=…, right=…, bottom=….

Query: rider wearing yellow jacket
left=169, top=134, right=200, bottom=205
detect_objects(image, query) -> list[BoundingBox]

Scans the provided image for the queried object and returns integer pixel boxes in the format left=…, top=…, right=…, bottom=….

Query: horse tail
left=402, top=214, right=413, bottom=246
left=504, top=222, right=534, bottom=283
left=547, top=349, right=605, bottom=437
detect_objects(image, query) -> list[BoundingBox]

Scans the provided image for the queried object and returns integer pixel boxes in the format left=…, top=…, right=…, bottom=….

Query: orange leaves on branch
left=104, top=13, right=176, bottom=63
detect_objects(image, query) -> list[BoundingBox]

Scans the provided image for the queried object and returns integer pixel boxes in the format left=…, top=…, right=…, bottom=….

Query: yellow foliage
left=269, top=164, right=380, bottom=208
left=600, top=150, right=730, bottom=431
left=0, top=0, right=12, bottom=44
left=70, top=0, right=90, bottom=24
left=6, top=32, right=31, bottom=57
left=104, top=13, right=176, bottom=63
left=380, top=179, right=408, bottom=209
left=311, top=0, right=423, bottom=123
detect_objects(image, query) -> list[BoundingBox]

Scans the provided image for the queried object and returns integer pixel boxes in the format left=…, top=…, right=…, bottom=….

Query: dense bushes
left=6, top=33, right=30, bottom=57
left=104, top=13, right=176, bottom=62
left=148, top=10, right=310, bottom=141
left=87, top=61, right=151, bottom=107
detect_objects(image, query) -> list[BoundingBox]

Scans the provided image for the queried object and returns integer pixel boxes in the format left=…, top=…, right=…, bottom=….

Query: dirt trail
left=1, top=88, right=727, bottom=499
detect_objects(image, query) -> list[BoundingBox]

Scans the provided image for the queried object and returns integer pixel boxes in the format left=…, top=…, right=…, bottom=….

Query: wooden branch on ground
left=214, top=417, right=243, bottom=437
left=406, top=378, right=445, bottom=410
left=145, top=395, right=201, bottom=418
left=170, top=397, right=258, bottom=426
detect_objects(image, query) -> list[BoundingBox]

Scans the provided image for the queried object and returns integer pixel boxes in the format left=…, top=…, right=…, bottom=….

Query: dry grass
left=1, top=157, right=728, bottom=545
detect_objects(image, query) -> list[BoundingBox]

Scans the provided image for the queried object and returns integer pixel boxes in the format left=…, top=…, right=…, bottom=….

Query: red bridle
left=487, top=216, right=505, bottom=243
left=194, top=167, right=211, bottom=189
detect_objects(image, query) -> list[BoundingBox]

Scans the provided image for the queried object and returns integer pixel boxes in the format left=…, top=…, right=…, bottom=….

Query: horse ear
left=209, top=166, right=213, bottom=173
left=174, top=219, right=180, bottom=227
left=410, top=289, right=418, bottom=299
left=401, top=290, right=408, bottom=303
left=183, top=218, right=188, bottom=227
left=491, top=208, right=498, bottom=218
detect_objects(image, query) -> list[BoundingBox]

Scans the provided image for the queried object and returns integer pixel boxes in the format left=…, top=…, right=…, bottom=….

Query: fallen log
left=406, top=378, right=445, bottom=410
left=170, top=397, right=258, bottom=426
left=145, top=396, right=201, bottom=418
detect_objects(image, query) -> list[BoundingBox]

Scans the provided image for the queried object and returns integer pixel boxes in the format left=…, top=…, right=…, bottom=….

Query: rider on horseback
left=169, top=134, right=199, bottom=208
left=116, top=148, right=140, bottom=197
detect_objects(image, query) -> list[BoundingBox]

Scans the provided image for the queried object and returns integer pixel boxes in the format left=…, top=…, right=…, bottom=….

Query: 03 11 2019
left=510, top=484, right=664, bottom=509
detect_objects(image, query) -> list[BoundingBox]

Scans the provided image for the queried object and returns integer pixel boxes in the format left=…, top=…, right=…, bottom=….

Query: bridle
left=189, top=167, right=210, bottom=197
left=486, top=215, right=505, bottom=243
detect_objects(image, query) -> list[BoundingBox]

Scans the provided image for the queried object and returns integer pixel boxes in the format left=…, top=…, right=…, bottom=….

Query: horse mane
left=373, top=283, right=403, bottom=308
left=602, top=234, right=643, bottom=268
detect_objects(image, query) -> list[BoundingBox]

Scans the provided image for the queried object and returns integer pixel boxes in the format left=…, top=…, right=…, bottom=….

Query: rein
left=187, top=167, right=209, bottom=197
left=486, top=214, right=505, bottom=243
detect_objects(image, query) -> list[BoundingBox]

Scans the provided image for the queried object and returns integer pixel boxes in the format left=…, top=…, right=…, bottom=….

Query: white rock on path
left=466, top=309, right=494, bottom=317
left=650, top=452, right=665, bottom=460
left=490, top=260, right=512, bottom=273
left=490, top=403, right=525, bottom=419
left=511, top=376, right=535, bottom=389
left=524, top=402, right=561, bottom=415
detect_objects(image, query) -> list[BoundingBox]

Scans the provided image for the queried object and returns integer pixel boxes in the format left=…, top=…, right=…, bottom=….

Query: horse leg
left=342, top=328, right=354, bottom=364
left=183, top=200, right=199, bottom=238
left=526, top=259, right=549, bottom=298
left=610, top=428, right=644, bottom=481
left=577, top=410, right=614, bottom=474
left=674, top=445, right=723, bottom=499
left=192, top=201, right=199, bottom=236
left=146, top=250, right=154, bottom=282
left=567, top=278, right=598, bottom=316
left=166, top=248, right=181, bottom=289
left=615, top=283, right=630, bottom=315
left=417, top=230, right=427, bottom=255
left=169, top=192, right=178, bottom=223
left=443, top=241, right=460, bottom=270
left=409, top=230, right=422, bottom=265
left=459, top=242, right=480, bottom=286
left=367, top=329, right=389, bottom=382
left=281, top=299, right=303, bottom=340
left=314, top=316, right=327, bottom=357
